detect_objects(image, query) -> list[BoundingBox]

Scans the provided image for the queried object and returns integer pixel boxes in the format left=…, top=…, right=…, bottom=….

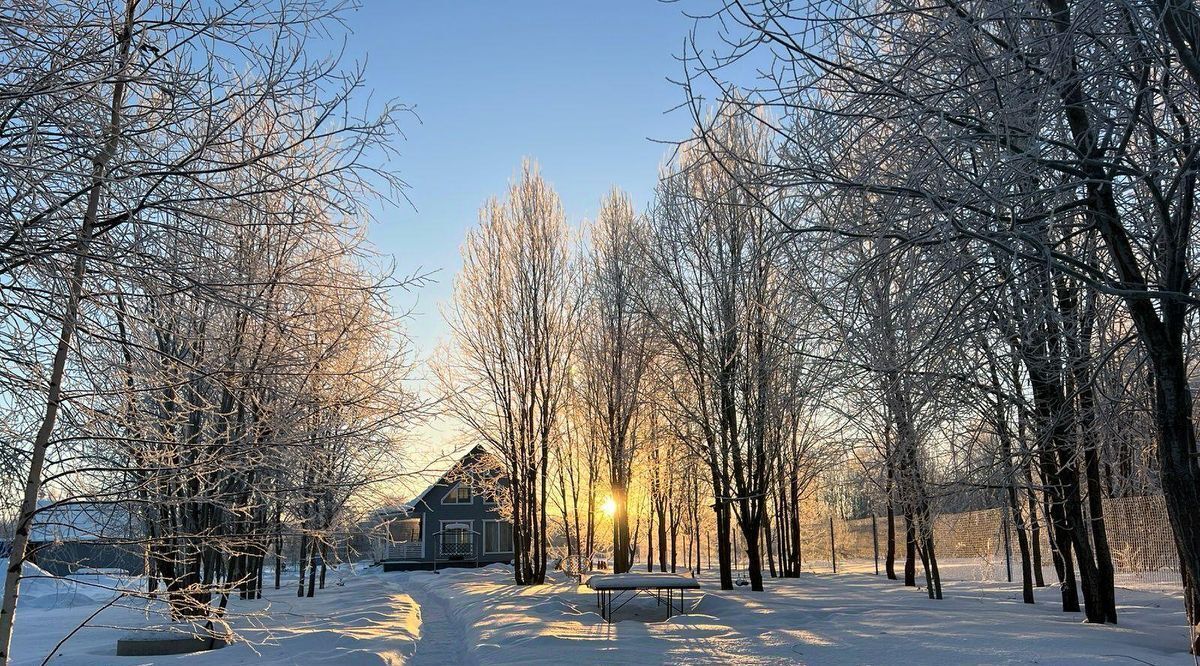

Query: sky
left=334, top=1, right=705, bottom=478
left=341, top=1, right=702, bottom=356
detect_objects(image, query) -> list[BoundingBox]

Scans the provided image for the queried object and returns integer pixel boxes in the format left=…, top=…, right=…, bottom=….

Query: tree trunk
left=297, top=534, right=308, bottom=598
left=647, top=506, right=654, bottom=572
left=274, top=522, right=283, bottom=590
left=670, top=506, right=679, bottom=574
left=306, top=540, right=317, bottom=597
left=657, top=504, right=668, bottom=573
left=714, top=502, right=733, bottom=589
left=744, top=521, right=765, bottom=591
left=991, top=364, right=1034, bottom=604
left=318, top=543, right=327, bottom=590
left=904, top=513, right=916, bottom=587
left=764, top=515, right=777, bottom=578
left=886, top=473, right=897, bottom=580
left=1010, top=490, right=1034, bottom=604
left=0, top=2, right=138, bottom=659
left=612, top=484, right=631, bottom=573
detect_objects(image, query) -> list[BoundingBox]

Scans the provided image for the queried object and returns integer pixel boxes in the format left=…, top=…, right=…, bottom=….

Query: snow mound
left=12, top=560, right=120, bottom=609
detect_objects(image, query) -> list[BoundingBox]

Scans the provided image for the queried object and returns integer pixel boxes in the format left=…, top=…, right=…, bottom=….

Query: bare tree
left=642, top=106, right=792, bottom=590
left=577, top=188, right=653, bottom=574
left=441, top=160, right=577, bottom=585
left=0, top=0, right=413, bottom=656
left=677, top=0, right=1170, bottom=626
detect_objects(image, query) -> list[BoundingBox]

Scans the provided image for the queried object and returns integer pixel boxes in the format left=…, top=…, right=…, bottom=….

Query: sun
left=601, top=496, right=617, bottom=518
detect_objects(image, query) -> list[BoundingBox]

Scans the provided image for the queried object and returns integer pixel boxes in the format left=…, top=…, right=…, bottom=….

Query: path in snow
left=394, top=576, right=472, bottom=666
left=15, top=563, right=1193, bottom=664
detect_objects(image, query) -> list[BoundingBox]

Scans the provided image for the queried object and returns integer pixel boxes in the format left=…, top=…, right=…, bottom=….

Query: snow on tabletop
left=586, top=572, right=701, bottom=589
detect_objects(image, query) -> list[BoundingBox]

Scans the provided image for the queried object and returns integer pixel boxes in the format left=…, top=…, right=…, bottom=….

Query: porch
left=381, top=517, right=426, bottom=562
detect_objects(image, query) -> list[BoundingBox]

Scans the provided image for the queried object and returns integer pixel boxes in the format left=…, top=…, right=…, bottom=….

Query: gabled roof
left=377, top=445, right=492, bottom=517
left=400, top=484, right=436, bottom=514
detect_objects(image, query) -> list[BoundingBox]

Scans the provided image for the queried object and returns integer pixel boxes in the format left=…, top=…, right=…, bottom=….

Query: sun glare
left=601, top=496, right=617, bottom=518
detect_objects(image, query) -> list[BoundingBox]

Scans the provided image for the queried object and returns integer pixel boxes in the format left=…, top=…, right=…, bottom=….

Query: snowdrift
left=11, top=560, right=125, bottom=609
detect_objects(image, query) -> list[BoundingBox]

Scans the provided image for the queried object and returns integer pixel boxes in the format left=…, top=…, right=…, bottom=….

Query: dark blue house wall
left=378, top=445, right=514, bottom=571
left=409, top=481, right=510, bottom=564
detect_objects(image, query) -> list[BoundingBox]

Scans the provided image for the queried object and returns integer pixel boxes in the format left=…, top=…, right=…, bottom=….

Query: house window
left=385, top=517, right=423, bottom=560
left=484, top=520, right=513, bottom=554
left=443, top=483, right=472, bottom=504
left=390, top=518, right=421, bottom=542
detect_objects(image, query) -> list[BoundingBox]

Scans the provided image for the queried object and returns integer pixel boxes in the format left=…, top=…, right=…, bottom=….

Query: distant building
left=27, top=499, right=144, bottom=576
left=372, top=445, right=513, bottom=572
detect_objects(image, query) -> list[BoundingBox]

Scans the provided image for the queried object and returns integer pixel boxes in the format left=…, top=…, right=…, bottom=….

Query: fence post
left=871, top=513, right=879, bottom=576
left=829, top=516, right=837, bottom=574
left=1002, top=503, right=1012, bottom=583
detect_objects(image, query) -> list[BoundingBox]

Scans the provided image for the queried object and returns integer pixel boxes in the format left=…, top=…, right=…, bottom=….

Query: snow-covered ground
left=396, top=565, right=1193, bottom=665
left=12, top=562, right=421, bottom=665
left=10, top=561, right=1195, bottom=664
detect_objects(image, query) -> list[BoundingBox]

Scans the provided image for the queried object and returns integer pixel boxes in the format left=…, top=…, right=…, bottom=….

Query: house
left=373, top=445, right=514, bottom=572
left=27, top=499, right=144, bottom=576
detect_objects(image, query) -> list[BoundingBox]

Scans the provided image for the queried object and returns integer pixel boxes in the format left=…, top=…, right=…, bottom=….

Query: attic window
left=444, top=483, right=472, bottom=504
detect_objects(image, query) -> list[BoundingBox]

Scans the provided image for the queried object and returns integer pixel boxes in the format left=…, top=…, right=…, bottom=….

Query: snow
left=28, top=499, right=136, bottom=542
left=7, top=560, right=1196, bottom=664
left=11, top=563, right=422, bottom=665
left=586, top=573, right=701, bottom=589
left=397, top=565, right=1194, bottom=665
left=15, top=561, right=130, bottom=610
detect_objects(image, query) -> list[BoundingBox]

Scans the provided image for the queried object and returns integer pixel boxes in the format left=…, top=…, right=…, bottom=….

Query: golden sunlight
left=601, top=496, right=617, bottom=518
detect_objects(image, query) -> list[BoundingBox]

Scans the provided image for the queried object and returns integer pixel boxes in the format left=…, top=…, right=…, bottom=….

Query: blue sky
left=340, top=1, right=703, bottom=361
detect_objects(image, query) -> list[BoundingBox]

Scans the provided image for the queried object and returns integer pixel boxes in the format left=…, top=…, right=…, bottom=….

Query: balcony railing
left=439, top=540, right=474, bottom=558
left=386, top=541, right=423, bottom=560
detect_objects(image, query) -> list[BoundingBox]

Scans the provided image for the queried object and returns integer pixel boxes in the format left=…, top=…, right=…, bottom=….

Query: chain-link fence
left=781, top=494, right=1179, bottom=588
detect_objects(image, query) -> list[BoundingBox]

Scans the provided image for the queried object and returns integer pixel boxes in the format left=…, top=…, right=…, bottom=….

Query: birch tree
left=680, top=0, right=1172, bottom=627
